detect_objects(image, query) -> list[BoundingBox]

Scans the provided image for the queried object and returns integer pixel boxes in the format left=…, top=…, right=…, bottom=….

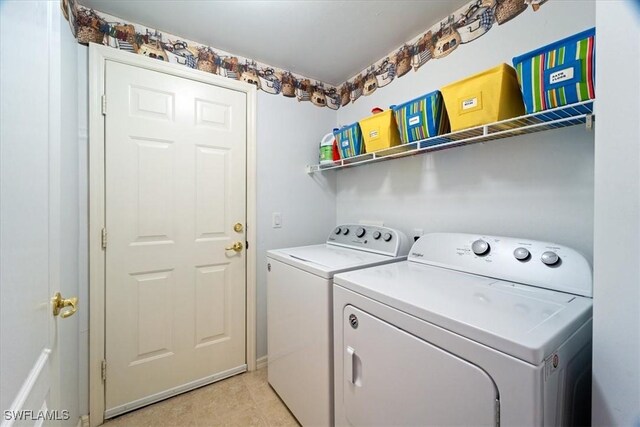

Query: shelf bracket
left=585, top=114, right=593, bottom=130
left=306, top=165, right=313, bottom=174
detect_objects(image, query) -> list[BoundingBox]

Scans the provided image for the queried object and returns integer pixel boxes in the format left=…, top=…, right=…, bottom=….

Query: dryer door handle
left=346, top=346, right=361, bottom=386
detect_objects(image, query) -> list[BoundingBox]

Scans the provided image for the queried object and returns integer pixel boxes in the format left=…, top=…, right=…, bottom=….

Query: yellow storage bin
left=441, top=64, right=525, bottom=131
left=359, top=108, right=402, bottom=153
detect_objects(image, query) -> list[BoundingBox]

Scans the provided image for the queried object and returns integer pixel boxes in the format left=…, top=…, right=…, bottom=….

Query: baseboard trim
left=256, top=355, right=268, bottom=369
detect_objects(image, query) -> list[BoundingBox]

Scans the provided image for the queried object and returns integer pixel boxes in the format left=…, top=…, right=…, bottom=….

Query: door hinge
left=101, top=94, right=107, bottom=115
left=101, top=360, right=107, bottom=382
left=101, top=228, right=107, bottom=249
left=495, top=398, right=500, bottom=427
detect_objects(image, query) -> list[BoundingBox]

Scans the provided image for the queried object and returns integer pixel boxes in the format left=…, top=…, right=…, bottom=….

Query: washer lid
left=267, top=244, right=404, bottom=279
left=334, top=261, right=592, bottom=365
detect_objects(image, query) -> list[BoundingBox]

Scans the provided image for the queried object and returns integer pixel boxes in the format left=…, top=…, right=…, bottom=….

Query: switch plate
left=272, top=212, right=282, bottom=228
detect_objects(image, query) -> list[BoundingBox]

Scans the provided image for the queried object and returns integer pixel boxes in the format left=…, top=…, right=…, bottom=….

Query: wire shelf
left=306, top=100, right=594, bottom=173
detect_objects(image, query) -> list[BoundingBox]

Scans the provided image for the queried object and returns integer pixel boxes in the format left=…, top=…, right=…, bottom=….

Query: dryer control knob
left=342, top=228, right=350, bottom=235
left=356, top=227, right=366, bottom=238
left=513, top=247, right=530, bottom=261
left=472, top=239, right=490, bottom=256
left=335, top=227, right=342, bottom=235
left=541, top=251, right=560, bottom=266
left=383, top=233, right=392, bottom=242
left=373, top=231, right=381, bottom=240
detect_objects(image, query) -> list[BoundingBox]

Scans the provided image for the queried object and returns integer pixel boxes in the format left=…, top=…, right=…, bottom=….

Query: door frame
left=87, top=43, right=257, bottom=427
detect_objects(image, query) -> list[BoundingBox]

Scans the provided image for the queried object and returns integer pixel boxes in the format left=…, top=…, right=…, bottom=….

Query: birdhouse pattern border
left=68, top=0, right=548, bottom=110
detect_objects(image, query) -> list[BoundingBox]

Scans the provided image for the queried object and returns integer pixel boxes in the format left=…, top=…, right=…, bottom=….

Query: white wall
left=592, top=1, right=640, bottom=425
left=75, top=49, right=337, bottom=409
left=336, top=0, right=595, bottom=262
left=255, top=94, right=336, bottom=358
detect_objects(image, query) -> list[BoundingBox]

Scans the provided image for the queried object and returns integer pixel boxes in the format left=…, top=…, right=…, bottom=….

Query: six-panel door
left=104, top=60, right=247, bottom=415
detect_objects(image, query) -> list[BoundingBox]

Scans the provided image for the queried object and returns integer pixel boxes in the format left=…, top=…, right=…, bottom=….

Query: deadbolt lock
left=233, top=223, right=244, bottom=233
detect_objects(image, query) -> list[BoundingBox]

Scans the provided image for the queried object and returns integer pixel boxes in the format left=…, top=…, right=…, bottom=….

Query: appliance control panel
left=409, top=233, right=592, bottom=297
left=327, top=224, right=411, bottom=257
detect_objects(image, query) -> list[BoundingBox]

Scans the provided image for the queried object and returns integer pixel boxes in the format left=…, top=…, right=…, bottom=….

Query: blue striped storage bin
left=391, top=90, right=449, bottom=145
left=512, top=28, right=595, bottom=114
left=333, top=123, right=364, bottom=158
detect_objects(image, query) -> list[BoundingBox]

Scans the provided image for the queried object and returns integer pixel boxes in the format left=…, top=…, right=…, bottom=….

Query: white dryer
left=267, top=224, right=411, bottom=426
left=333, top=233, right=593, bottom=426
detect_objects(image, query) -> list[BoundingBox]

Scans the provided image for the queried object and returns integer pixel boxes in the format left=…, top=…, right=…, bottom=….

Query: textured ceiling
left=78, top=0, right=468, bottom=85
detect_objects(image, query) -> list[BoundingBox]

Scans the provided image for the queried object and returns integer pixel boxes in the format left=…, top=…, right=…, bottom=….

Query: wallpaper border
left=66, top=0, right=548, bottom=110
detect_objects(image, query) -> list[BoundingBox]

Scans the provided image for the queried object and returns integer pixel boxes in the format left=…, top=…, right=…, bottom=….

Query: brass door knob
left=52, top=292, right=78, bottom=318
left=225, top=241, right=243, bottom=252
left=233, top=223, right=244, bottom=233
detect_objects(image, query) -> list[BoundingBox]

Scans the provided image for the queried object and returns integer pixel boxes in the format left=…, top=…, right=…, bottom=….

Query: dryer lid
left=334, top=261, right=592, bottom=365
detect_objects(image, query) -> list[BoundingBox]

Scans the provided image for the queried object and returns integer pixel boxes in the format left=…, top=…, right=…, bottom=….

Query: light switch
left=272, top=212, right=282, bottom=228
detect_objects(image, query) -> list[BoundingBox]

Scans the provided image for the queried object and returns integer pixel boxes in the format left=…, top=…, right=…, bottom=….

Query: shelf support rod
left=586, top=114, right=593, bottom=130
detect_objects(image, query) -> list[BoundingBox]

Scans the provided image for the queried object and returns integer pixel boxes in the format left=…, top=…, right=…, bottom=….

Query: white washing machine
left=267, top=224, right=411, bottom=426
left=333, top=233, right=593, bottom=427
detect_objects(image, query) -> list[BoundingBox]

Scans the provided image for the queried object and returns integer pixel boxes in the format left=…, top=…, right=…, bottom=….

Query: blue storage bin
left=391, top=90, right=449, bottom=145
left=333, top=123, right=364, bottom=158
left=512, top=28, right=595, bottom=114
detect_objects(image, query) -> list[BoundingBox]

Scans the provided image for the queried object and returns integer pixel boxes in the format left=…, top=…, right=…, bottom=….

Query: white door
left=341, top=306, right=498, bottom=426
left=1, top=2, right=79, bottom=426
left=104, top=61, right=247, bottom=416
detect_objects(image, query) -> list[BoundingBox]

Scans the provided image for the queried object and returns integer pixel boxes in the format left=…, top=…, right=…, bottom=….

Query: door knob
left=52, top=292, right=78, bottom=318
left=233, top=222, right=244, bottom=233
left=225, top=241, right=243, bottom=252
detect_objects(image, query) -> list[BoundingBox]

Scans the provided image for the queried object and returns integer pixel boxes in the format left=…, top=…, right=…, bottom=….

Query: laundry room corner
left=335, top=0, right=595, bottom=263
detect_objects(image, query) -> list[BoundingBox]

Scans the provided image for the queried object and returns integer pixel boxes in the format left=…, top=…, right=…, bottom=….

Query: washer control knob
left=373, top=231, right=381, bottom=240
left=383, top=232, right=392, bottom=242
left=541, top=251, right=560, bottom=266
left=342, top=228, right=350, bottom=235
left=472, top=239, right=490, bottom=256
left=356, top=227, right=366, bottom=238
left=335, top=227, right=342, bottom=235
left=513, top=247, right=530, bottom=261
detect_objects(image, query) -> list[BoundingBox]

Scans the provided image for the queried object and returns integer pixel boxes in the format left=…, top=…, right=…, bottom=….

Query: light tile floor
left=104, top=368, right=300, bottom=427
